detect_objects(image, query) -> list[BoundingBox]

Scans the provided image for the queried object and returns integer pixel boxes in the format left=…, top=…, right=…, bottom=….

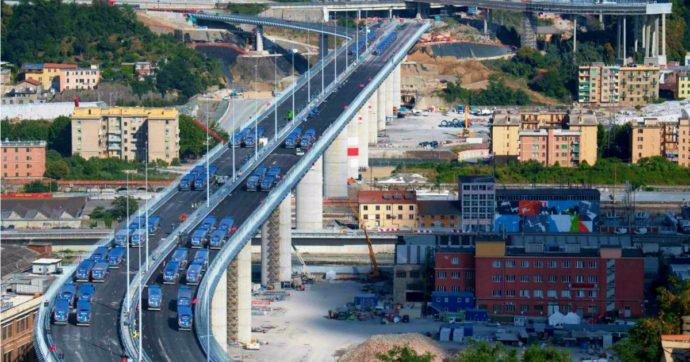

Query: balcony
left=107, top=142, right=121, bottom=151
left=108, top=135, right=122, bottom=143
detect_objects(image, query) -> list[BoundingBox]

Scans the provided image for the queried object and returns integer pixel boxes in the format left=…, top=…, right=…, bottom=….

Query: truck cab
left=76, top=301, right=92, bottom=326
left=260, top=175, right=276, bottom=191
left=75, top=259, right=95, bottom=282
left=114, top=229, right=129, bottom=247
left=92, top=246, right=109, bottom=261
left=190, top=227, right=209, bottom=248
left=201, top=215, right=217, bottom=230
left=107, top=247, right=126, bottom=268
left=171, top=247, right=189, bottom=270
left=185, top=263, right=203, bottom=285
left=59, top=282, right=77, bottom=308
left=90, top=262, right=110, bottom=282
left=193, top=249, right=210, bottom=271
left=178, top=174, right=193, bottom=191
left=246, top=175, right=260, bottom=192
left=53, top=298, right=70, bottom=325
left=177, top=286, right=192, bottom=308
left=78, top=283, right=95, bottom=303
left=163, top=261, right=180, bottom=284
left=147, top=284, right=162, bottom=311
left=267, top=166, right=282, bottom=180
left=209, top=229, right=226, bottom=249
left=177, top=305, right=193, bottom=331
left=130, top=229, right=146, bottom=248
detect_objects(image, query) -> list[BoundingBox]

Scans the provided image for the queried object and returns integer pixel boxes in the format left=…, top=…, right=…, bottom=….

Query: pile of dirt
left=339, top=333, right=448, bottom=362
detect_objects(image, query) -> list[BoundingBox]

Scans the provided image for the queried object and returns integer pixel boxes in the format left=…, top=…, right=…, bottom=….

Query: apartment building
left=60, top=65, right=101, bottom=92
left=578, top=63, right=659, bottom=107
left=417, top=200, right=461, bottom=228
left=1, top=294, right=41, bottom=362
left=71, top=107, right=180, bottom=164
left=0, top=140, right=47, bottom=179
left=473, top=240, right=644, bottom=319
left=358, top=190, right=417, bottom=229
left=676, top=71, right=690, bottom=100
left=434, top=247, right=475, bottom=294
left=491, top=108, right=598, bottom=166
left=631, top=117, right=690, bottom=166
left=21, top=63, right=100, bottom=92
left=458, top=176, right=495, bottom=233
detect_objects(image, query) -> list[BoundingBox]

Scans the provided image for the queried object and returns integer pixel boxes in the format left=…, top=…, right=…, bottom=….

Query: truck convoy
left=177, top=286, right=193, bottom=331
left=374, top=31, right=398, bottom=56
left=246, top=165, right=282, bottom=192
left=179, top=165, right=217, bottom=191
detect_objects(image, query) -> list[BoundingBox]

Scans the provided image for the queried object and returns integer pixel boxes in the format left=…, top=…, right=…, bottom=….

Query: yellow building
left=677, top=71, right=690, bottom=100
left=358, top=190, right=417, bottom=229
left=71, top=107, right=180, bottom=164
left=631, top=118, right=690, bottom=167
left=491, top=108, right=598, bottom=166
left=578, top=63, right=659, bottom=107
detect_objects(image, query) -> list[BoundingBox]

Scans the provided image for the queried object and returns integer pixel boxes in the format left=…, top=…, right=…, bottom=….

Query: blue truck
left=192, top=165, right=218, bottom=190
left=177, top=305, right=193, bottom=331
left=91, top=262, right=110, bottom=282
left=253, top=166, right=268, bottom=179
left=193, top=249, right=210, bottom=270
left=52, top=298, right=70, bottom=325
left=76, top=301, right=92, bottom=326
left=260, top=175, right=276, bottom=191
left=163, top=261, right=180, bottom=284
left=230, top=128, right=251, bottom=148
left=92, top=246, right=109, bottom=261
left=285, top=128, right=302, bottom=148
left=209, top=229, right=226, bottom=249
left=58, top=283, right=77, bottom=308
left=185, top=263, right=203, bottom=285
left=130, top=229, right=146, bottom=248
left=243, top=127, right=265, bottom=147
left=201, top=215, right=217, bottom=230
left=267, top=166, right=282, bottom=180
left=179, top=174, right=194, bottom=191
left=146, top=215, right=161, bottom=234
left=75, top=259, right=95, bottom=282
left=177, top=286, right=192, bottom=308
left=218, top=216, right=236, bottom=237
left=190, top=227, right=210, bottom=248
left=78, top=283, right=95, bottom=303
left=246, top=175, right=260, bottom=192
left=171, top=248, right=189, bottom=270
left=107, top=247, right=126, bottom=268
left=114, top=229, right=129, bottom=247
left=147, top=284, right=162, bottom=311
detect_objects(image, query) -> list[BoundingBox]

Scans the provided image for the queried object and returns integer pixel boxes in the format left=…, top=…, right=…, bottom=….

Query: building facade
left=417, top=200, right=461, bottom=228
left=1, top=295, right=41, bottom=362
left=459, top=176, right=495, bottom=233
left=631, top=117, right=690, bottom=167
left=491, top=108, right=597, bottom=166
left=358, top=190, right=417, bottom=229
left=677, top=71, right=690, bottom=100
left=71, top=107, right=180, bottom=164
left=393, top=235, right=436, bottom=303
left=21, top=63, right=100, bottom=92
left=434, top=247, right=475, bottom=294
left=578, top=63, right=659, bottom=107
left=0, top=140, right=46, bottom=179
left=473, top=241, right=645, bottom=319
left=60, top=66, right=101, bottom=92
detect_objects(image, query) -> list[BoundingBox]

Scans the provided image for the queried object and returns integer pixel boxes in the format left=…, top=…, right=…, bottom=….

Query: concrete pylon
left=296, top=157, right=323, bottom=230
left=224, top=241, right=251, bottom=346
left=358, top=103, right=370, bottom=169
left=377, top=83, right=386, bottom=130
left=211, top=268, right=227, bottom=352
left=393, top=65, right=401, bottom=111
left=346, top=119, right=360, bottom=179
left=324, top=129, right=348, bottom=198
left=255, top=26, right=264, bottom=52
left=385, top=75, right=394, bottom=118
left=369, top=90, right=379, bottom=145
left=261, top=197, right=291, bottom=288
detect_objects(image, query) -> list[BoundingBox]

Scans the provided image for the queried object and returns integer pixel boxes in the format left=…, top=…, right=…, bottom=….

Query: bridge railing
left=120, top=23, right=360, bottom=361
left=195, top=20, right=431, bottom=362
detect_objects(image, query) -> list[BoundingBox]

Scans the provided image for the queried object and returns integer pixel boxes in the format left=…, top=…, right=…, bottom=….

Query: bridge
left=35, top=13, right=429, bottom=362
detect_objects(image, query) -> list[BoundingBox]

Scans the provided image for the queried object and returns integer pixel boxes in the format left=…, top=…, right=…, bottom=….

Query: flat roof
left=417, top=200, right=461, bottom=216
left=33, top=258, right=62, bottom=264
left=358, top=190, right=416, bottom=204
left=496, top=187, right=600, bottom=200
left=459, top=175, right=495, bottom=184
left=72, top=106, right=178, bottom=119
left=0, top=140, right=47, bottom=147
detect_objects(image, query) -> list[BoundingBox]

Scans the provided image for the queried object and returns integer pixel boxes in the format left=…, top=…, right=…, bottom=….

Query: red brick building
left=1, top=140, right=46, bottom=179
left=434, top=247, right=475, bottom=294
left=473, top=241, right=644, bottom=320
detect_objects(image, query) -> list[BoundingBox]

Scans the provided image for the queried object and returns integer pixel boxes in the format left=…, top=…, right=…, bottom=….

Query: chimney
left=73, top=96, right=80, bottom=108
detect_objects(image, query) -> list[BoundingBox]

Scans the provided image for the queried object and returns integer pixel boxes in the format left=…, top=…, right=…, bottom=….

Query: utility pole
left=254, top=60, right=259, bottom=161
left=125, top=172, right=130, bottom=312
left=307, top=29, right=311, bottom=103
left=145, top=140, right=149, bottom=270
left=231, top=97, right=236, bottom=181
left=321, top=22, right=325, bottom=96
left=205, top=102, right=210, bottom=207
left=274, top=55, right=278, bottom=141
left=291, top=49, right=296, bottom=124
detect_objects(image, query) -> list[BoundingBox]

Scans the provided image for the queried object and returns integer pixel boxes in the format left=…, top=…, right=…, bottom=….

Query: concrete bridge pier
left=377, top=82, right=386, bottom=131
left=642, top=14, right=667, bottom=65
left=256, top=25, right=265, bottom=53
left=213, top=241, right=251, bottom=349
left=385, top=73, right=394, bottom=118
left=346, top=119, right=360, bottom=179
left=357, top=103, right=370, bottom=169
left=393, top=64, right=401, bottom=111
left=369, top=90, right=379, bottom=145
left=261, top=197, right=292, bottom=288
left=296, top=157, right=323, bottom=229
left=519, top=12, right=537, bottom=49
left=324, top=128, right=348, bottom=198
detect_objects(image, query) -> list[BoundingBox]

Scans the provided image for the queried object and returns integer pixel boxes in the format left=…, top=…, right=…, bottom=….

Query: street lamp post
left=205, top=102, right=209, bottom=207
left=274, top=55, right=278, bottom=141
left=307, top=30, right=311, bottom=103
left=145, top=141, right=149, bottom=270
left=254, top=60, right=259, bottom=160
left=291, top=49, right=296, bottom=124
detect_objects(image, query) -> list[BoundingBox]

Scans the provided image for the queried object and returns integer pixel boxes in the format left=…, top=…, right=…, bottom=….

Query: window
left=589, top=261, right=598, bottom=269
left=1, top=324, right=11, bottom=339
left=363, top=205, right=368, bottom=211
left=465, top=271, right=474, bottom=279
left=535, top=261, right=544, bottom=268
left=505, top=304, right=516, bottom=312
left=520, top=275, right=529, bottom=283
left=533, top=275, right=543, bottom=283
left=534, top=290, right=544, bottom=298
left=506, top=260, right=515, bottom=268
left=521, top=260, right=530, bottom=268
left=521, top=305, right=530, bottom=312
left=375, top=205, right=380, bottom=211
left=3, top=351, right=12, bottom=362
left=396, top=271, right=407, bottom=278
left=409, top=270, right=420, bottom=278
left=576, top=261, right=584, bottom=269
left=519, top=289, right=530, bottom=298
left=562, top=261, right=570, bottom=268
left=506, top=275, right=516, bottom=282
left=547, top=290, right=557, bottom=298
left=437, top=271, right=447, bottom=279
left=548, top=275, right=557, bottom=283
left=562, top=275, right=571, bottom=283
left=398, top=205, right=403, bottom=211
left=492, top=275, right=503, bottom=282
left=561, top=290, right=571, bottom=298
left=451, top=257, right=460, bottom=265
left=492, top=289, right=502, bottom=297
left=589, top=290, right=598, bottom=298
left=576, top=290, right=586, bottom=298
left=575, top=275, right=584, bottom=283
left=492, top=261, right=502, bottom=268
left=588, top=276, right=598, bottom=283
left=451, top=271, right=460, bottom=279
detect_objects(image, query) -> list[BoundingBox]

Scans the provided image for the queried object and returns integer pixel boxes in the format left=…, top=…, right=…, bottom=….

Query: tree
left=179, top=115, right=206, bottom=158
left=22, top=180, right=54, bottom=193
left=522, top=345, right=570, bottom=362
left=377, top=345, right=434, bottom=362
left=90, top=206, right=106, bottom=220
left=46, top=159, right=70, bottom=180
left=48, top=116, right=71, bottom=156
left=449, top=341, right=519, bottom=362
left=110, top=196, right=139, bottom=221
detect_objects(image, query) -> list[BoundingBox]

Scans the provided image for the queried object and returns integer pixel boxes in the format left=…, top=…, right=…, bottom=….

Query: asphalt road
left=140, top=23, right=422, bottom=362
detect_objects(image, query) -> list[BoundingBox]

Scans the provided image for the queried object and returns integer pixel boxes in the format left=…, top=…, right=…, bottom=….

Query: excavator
left=348, top=200, right=380, bottom=278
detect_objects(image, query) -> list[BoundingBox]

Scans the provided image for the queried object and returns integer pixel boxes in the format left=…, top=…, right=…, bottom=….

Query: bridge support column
left=357, top=104, right=369, bottom=169
left=324, top=129, right=348, bottom=198
left=519, top=12, right=537, bottom=49
left=261, top=197, right=292, bottom=288
left=385, top=73, right=394, bottom=118
left=225, top=242, right=251, bottom=345
left=296, top=157, right=323, bottom=230
left=212, top=268, right=227, bottom=352
left=634, top=16, right=639, bottom=53
left=347, top=120, right=360, bottom=180
left=388, top=8, right=393, bottom=19
left=256, top=25, right=264, bottom=53
left=394, top=64, right=401, bottom=111
left=377, top=82, right=386, bottom=131
left=369, top=90, right=379, bottom=145
left=573, top=17, right=577, bottom=57
left=662, top=13, right=666, bottom=59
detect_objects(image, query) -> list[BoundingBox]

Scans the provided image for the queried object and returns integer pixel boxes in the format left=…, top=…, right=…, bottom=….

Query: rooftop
left=1, top=196, right=86, bottom=220
left=459, top=175, right=495, bottom=184
left=72, top=106, right=178, bottom=119
left=417, top=200, right=461, bottom=216
left=496, top=187, right=600, bottom=200
left=358, top=190, right=417, bottom=204
left=0, top=140, right=47, bottom=147
left=0, top=245, right=39, bottom=276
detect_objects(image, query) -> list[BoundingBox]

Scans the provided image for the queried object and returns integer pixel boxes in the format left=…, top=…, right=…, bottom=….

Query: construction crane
left=348, top=200, right=380, bottom=278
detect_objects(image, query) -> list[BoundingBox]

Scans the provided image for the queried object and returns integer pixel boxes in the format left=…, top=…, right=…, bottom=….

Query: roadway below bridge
left=140, top=22, right=423, bottom=361
left=48, top=17, right=362, bottom=362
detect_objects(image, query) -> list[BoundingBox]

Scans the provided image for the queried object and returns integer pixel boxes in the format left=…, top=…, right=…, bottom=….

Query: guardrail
left=195, top=20, right=431, bottom=361
left=193, top=13, right=353, bottom=39
left=120, top=26, right=360, bottom=362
